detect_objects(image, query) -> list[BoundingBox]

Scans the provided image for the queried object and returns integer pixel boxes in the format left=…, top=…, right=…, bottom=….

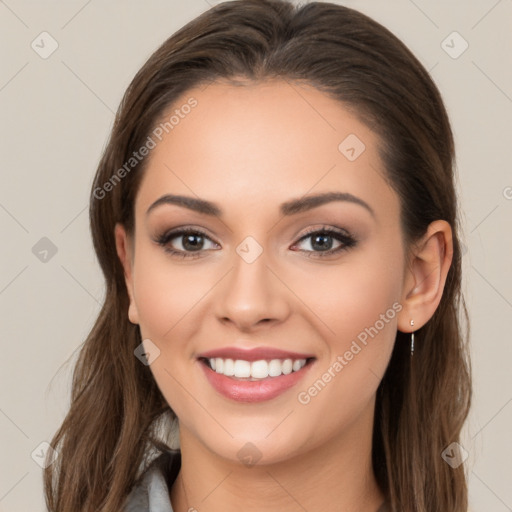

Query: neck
left=170, top=403, right=385, bottom=512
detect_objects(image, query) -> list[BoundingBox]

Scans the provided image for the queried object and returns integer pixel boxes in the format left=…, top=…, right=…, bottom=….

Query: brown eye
left=292, top=227, right=357, bottom=258
left=155, top=228, right=219, bottom=258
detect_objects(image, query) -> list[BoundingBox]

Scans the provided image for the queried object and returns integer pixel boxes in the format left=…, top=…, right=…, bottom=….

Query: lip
left=198, top=355, right=316, bottom=403
left=197, top=346, right=316, bottom=362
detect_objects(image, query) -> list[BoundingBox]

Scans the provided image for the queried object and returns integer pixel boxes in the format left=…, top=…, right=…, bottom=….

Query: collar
left=124, top=450, right=181, bottom=512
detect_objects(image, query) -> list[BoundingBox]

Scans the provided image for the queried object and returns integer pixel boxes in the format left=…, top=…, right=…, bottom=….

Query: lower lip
left=199, top=359, right=315, bottom=403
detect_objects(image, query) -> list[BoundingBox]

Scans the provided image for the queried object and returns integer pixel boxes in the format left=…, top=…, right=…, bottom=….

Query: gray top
left=124, top=450, right=181, bottom=512
left=124, top=449, right=390, bottom=512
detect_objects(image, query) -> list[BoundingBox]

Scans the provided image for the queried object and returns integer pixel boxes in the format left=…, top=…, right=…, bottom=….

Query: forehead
left=135, top=79, right=398, bottom=221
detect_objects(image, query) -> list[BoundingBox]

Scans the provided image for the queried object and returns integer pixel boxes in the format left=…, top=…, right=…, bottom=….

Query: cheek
left=131, top=252, right=210, bottom=416
left=291, top=245, right=403, bottom=419
left=132, top=248, right=210, bottom=342
left=338, top=268, right=400, bottom=346
left=294, top=245, right=403, bottom=353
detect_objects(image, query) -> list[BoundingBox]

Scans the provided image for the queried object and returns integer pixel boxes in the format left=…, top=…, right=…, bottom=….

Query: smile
left=202, top=357, right=311, bottom=380
left=198, top=355, right=316, bottom=403
left=202, top=357, right=307, bottom=381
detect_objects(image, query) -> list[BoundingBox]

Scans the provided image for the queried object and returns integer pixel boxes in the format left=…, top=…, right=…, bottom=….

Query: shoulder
left=124, top=449, right=181, bottom=512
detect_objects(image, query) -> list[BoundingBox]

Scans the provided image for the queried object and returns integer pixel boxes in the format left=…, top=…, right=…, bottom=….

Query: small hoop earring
left=410, top=319, right=415, bottom=356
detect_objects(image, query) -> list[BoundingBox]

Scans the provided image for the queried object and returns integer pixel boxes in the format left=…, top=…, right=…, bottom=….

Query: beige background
left=1, top=0, right=511, bottom=510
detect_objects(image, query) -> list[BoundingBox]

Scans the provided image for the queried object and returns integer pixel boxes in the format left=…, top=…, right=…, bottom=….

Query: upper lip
left=197, top=346, right=316, bottom=362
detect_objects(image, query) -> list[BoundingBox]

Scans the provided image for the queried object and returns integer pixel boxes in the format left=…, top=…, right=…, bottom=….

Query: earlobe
left=397, top=220, right=453, bottom=333
left=114, top=223, right=140, bottom=325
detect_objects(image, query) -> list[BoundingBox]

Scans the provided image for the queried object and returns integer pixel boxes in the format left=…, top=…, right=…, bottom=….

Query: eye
left=155, top=225, right=357, bottom=260
left=155, top=227, right=219, bottom=259
left=291, top=226, right=357, bottom=258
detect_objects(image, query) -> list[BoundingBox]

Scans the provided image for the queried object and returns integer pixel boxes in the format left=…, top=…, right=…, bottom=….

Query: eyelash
left=154, top=225, right=357, bottom=260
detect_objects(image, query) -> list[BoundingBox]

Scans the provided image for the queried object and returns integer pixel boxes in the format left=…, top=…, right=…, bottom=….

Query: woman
left=44, top=1, right=472, bottom=511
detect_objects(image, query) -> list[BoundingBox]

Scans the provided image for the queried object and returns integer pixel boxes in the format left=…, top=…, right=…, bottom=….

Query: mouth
left=196, top=348, right=317, bottom=402
left=198, top=356, right=316, bottom=381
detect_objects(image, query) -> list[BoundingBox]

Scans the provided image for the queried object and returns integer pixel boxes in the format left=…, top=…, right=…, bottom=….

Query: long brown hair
left=44, top=1, right=471, bottom=510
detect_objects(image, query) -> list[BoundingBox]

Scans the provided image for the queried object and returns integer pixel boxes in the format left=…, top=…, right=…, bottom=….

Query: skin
left=115, top=79, right=453, bottom=512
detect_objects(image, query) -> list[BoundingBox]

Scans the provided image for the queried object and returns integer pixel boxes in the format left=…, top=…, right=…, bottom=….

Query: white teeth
left=233, top=360, right=251, bottom=378
left=292, top=359, right=303, bottom=372
left=282, top=359, right=293, bottom=375
left=208, top=357, right=308, bottom=380
left=223, top=358, right=235, bottom=376
left=268, top=359, right=282, bottom=377
left=251, top=360, right=269, bottom=379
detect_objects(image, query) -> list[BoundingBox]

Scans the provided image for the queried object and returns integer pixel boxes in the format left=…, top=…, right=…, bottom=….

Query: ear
left=397, top=220, right=453, bottom=333
left=114, top=223, right=139, bottom=325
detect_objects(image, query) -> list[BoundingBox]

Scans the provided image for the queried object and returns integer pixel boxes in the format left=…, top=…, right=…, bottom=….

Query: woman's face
left=117, top=80, right=409, bottom=465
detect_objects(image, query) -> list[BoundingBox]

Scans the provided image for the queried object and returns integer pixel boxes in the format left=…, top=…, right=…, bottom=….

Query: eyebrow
left=146, top=191, right=375, bottom=218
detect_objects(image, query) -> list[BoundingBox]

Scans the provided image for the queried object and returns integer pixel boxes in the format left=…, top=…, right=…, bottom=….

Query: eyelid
left=295, top=224, right=353, bottom=240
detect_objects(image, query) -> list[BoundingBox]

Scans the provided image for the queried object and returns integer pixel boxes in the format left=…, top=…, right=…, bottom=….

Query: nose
left=214, top=246, right=291, bottom=332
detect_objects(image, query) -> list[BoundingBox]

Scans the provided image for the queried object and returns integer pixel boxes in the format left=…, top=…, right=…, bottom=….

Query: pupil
left=183, top=234, right=203, bottom=251
left=312, top=234, right=332, bottom=251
